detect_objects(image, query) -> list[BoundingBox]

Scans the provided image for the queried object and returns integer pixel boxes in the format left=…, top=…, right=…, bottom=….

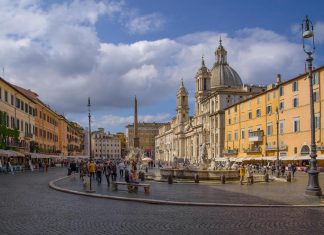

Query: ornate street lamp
left=87, top=97, right=95, bottom=193
left=302, top=16, right=322, bottom=196
left=275, top=107, right=280, bottom=178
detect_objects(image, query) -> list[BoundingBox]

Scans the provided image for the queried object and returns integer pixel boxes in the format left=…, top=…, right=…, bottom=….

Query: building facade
left=92, top=128, right=121, bottom=159
left=224, top=67, right=324, bottom=161
left=126, top=122, right=163, bottom=158
left=0, top=78, right=36, bottom=152
left=155, top=40, right=265, bottom=163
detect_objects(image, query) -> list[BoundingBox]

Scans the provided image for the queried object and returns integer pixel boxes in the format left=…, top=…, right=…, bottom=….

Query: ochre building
left=224, top=66, right=324, bottom=162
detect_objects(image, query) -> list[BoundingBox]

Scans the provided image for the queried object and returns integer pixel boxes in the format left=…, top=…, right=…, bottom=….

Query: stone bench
left=112, top=181, right=150, bottom=194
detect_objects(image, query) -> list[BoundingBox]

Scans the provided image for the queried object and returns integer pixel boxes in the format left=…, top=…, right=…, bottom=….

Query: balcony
left=223, top=149, right=238, bottom=155
left=317, top=146, right=324, bottom=151
left=243, top=146, right=262, bottom=153
left=265, top=145, right=288, bottom=151
left=24, top=133, right=33, bottom=139
left=6, top=140, right=29, bottom=149
left=248, top=130, right=264, bottom=142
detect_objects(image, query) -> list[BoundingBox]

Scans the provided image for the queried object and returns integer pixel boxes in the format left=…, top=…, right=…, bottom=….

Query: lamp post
left=302, top=16, right=322, bottom=196
left=88, top=97, right=94, bottom=192
left=275, top=107, right=280, bottom=178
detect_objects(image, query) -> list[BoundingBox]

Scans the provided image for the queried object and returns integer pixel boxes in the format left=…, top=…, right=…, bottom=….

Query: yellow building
left=224, top=67, right=324, bottom=164
left=0, top=78, right=36, bottom=152
left=15, top=86, right=61, bottom=154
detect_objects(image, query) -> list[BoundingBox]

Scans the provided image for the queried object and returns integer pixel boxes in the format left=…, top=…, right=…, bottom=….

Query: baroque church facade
left=155, top=40, right=266, bottom=163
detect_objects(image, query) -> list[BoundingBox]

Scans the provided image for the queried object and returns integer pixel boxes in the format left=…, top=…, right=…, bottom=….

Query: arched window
left=203, top=77, right=207, bottom=90
left=300, top=145, right=310, bottom=155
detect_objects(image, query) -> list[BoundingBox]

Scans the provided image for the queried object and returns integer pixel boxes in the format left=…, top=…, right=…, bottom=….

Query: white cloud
left=124, top=12, right=165, bottom=34
left=0, top=0, right=311, bottom=131
left=94, top=113, right=172, bottom=128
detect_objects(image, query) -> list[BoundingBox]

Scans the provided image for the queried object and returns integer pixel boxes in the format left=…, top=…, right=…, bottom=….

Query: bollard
left=264, top=173, right=269, bottom=183
left=286, top=171, right=292, bottom=182
left=168, top=175, right=173, bottom=184
left=194, top=174, right=199, bottom=183
left=221, top=174, right=225, bottom=184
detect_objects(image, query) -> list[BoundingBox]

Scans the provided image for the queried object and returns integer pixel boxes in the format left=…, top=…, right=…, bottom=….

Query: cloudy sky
left=0, top=0, right=324, bottom=133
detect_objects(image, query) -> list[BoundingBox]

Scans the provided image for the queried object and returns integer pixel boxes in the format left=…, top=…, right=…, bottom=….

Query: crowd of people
left=68, top=159, right=145, bottom=186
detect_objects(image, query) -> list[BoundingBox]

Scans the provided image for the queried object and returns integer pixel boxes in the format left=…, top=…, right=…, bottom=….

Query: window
left=313, top=72, right=319, bottom=85
left=5, top=90, right=8, bottom=102
left=16, top=98, right=20, bottom=108
left=234, top=131, right=238, bottom=141
left=292, top=81, right=298, bottom=92
left=25, top=103, right=28, bottom=113
left=11, top=95, right=14, bottom=105
left=266, top=105, right=272, bottom=115
left=234, top=116, right=237, bottom=123
left=313, top=91, right=319, bottom=102
left=267, top=123, right=273, bottom=136
left=279, top=121, right=284, bottom=134
left=228, top=118, right=231, bottom=125
left=248, top=112, right=252, bottom=120
left=241, top=129, right=245, bottom=139
left=248, top=127, right=252, bottom=133
left=279, top=101, right=284, bottom=110
left=16, top=119, right=20, bottom=130
left=21, top=101, right=24, bottom=111
left=227, top=132, right=232, bottom=142
left=315, top=113, right=320, bottom=129
left=256, top=109, right=261, bottom=117
left=203, top=77, right=207, bottom=90
left=293, top=118, right=300, bottom=133
left=293, top=97, right=299, bottom=108
left=279, top=86, right=284, bottom=96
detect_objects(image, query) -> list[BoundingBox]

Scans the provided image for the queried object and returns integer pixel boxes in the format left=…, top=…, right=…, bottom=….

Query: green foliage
left=0, top=111, right=21, bottom=149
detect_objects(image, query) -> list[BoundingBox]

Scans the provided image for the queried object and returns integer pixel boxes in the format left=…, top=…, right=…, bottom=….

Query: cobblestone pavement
left=1, top=168, right=324, bottom=235
left=57, top=170, right=324, bottom=205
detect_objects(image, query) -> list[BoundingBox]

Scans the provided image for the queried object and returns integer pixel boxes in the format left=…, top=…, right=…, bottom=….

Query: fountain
left=160, top=144, right=239, bottom=181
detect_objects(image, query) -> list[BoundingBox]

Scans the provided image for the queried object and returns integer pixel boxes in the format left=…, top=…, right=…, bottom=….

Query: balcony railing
left=223, top=149, right=238, bottom=155
left=5, top=140, right=29, bottom=149
left=248, top=130, right=264, bottom=142
left=317, top=146, right=324, bottom=151
left=265, top=145, right=288, bottom=151
left=243, top=146, right=262, bottom=153
left=24, top=133, right=33, bottom=139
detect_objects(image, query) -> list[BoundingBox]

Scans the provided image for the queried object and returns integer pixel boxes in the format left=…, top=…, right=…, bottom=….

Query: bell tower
left=176, top=79, right=189, bottom=124
left=195, top=56, right=210, bottom=115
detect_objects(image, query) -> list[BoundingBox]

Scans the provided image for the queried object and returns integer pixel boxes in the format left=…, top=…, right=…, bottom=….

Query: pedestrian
left=118, top=161, right=125, bottom=178
left=239, top=164, right=245, bottom=185
left=45, top=162, right=49, bottom=173
left=292, top=163, right=297, bottom=178
left=96, top=161, right=103, bottom=184
left=111, top=163, right=117, bottom=181
left=88, top=160, right=96, bottom=179
left=281, top=165, right=285, bottom=177
left=104, top=162, right=112, bottom=186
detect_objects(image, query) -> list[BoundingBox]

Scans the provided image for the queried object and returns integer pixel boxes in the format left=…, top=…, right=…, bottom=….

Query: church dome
left=210, top=39, right=243, bottom=88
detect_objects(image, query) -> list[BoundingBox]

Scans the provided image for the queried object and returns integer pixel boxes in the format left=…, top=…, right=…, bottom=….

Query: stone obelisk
left=133, top=96, right=139, bottom=148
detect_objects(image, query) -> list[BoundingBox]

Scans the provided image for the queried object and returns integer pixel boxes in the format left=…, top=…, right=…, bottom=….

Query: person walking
left=118, top=161, right=125, bottom=178
left=104, top=162, right=112, bottom=187
left=88, top=160, right=96, bottom=180
left=239, top=164, right=245, bottom=185
left=111, top=163, right=117, bottom=181
left=96, top=161, right=103, bottom=184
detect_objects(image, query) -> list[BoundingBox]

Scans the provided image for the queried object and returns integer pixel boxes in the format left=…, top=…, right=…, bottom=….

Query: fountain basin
left=160, top=168, right=239, bottom=180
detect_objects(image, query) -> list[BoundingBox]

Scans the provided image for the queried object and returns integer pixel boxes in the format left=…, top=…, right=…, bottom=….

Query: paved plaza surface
left=1, top=168, right=324, bottom=235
